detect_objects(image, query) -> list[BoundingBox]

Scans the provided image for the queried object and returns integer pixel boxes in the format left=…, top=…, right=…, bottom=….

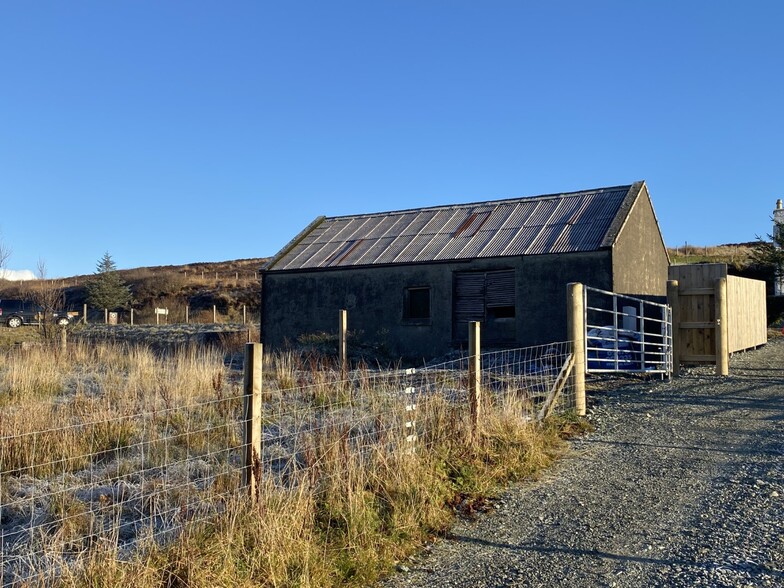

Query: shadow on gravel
left=445, top=536, right=784, bottom=580
left=601, top=383, right=784, bottom=422
left=579, top=438, right=781, bottom=457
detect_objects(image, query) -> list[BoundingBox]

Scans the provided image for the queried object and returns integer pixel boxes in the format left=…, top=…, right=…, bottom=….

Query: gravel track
left=382, top=337, right=784, bottom=587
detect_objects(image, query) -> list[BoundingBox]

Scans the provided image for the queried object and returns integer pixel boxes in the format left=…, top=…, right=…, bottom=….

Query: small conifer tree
left=86, top=252, right=131, bottom=310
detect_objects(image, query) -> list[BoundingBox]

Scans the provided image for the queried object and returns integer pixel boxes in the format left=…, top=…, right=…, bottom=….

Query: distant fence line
left=79, top=303, right=260, bottom=326
left=33, top=270, right=261, bottom=290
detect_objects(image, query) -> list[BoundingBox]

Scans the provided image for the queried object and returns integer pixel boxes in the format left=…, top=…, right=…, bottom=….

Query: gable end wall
left=611, top=185, right=669, bottom=296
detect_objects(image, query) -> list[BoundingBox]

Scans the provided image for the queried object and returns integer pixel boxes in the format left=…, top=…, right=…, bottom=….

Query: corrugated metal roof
left=266, top=184, right=639, bottom=271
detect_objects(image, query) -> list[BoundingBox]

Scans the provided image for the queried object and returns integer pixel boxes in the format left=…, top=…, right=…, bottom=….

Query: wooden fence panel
left=727, top=275, right=767, bottom=352
left=669, top=264, right=725, bottom=363
left=669, top=264, right=767, bottom=367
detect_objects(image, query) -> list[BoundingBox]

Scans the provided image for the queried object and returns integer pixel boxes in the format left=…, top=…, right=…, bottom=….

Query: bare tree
left=0, top=232, right=11, bottom=280
left=30, top=259, right=65, bottom=340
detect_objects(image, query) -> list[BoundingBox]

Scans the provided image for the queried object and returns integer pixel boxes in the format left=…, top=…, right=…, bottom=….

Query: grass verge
left=1, top=339, right=582, bottom=587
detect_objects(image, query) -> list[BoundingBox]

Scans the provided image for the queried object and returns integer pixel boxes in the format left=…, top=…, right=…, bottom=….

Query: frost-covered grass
left=0, top=338, right=574, bottom=587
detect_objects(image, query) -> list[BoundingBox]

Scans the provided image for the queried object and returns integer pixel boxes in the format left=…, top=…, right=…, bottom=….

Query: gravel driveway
left=381, top=337, right=784, bottom=587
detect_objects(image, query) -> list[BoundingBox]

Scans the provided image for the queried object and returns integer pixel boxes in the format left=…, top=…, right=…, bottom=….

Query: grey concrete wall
left=611, top=185, right=669, bottom=296
left=262, top=251, right=613, bottom=360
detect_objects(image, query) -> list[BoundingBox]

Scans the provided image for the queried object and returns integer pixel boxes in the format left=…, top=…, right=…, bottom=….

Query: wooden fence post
left=567, top=283, right=586, bottom=416
left=242, top=343, right=263, bottom=500
left=130, top=308, right=134, bottom=326
left=243, top=304, right=247, bottom=325
left=60, top=327, right=67, bottom=354
left=186, top=305, right=189, bottom=323
left=667, top=280, right=681, bottom=377
left=213, top=305, right=217, bottom=323
left=83, top=303, right=87, bottom=325
left=469, top=321, right=482, bottom=438
left=339, top=309, right=348, bottom=379
left=104, top=308, right=108, bottom=325
left=715, top=277, right=729, bottom=376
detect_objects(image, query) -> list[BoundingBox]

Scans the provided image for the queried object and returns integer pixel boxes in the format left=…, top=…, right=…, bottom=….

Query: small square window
left=404, top=287, right=430, bottom=321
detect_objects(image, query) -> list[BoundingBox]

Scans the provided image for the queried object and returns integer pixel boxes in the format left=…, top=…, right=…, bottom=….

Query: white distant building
left=775, top=199, right=784, bottom=296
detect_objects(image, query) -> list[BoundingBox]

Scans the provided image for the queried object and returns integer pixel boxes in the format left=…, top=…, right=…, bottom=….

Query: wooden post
left=104, top=308, right=108, bottom=325
left=235, top=272, right=238, bottom=281
left=469, top=321, right=481, bottom=437
left=243, top=304, right=247, bottom=325
left=185, top=305, right=189, bottom=323
left=83, top=303, right=87, bottom=325
left=213, top=304, right=217, bottom=323
left=667, top=280, right=681, bottom=377
left=567, top=283, right=586, bottom=416
left=130, top=308, right=134, bottom=326
left=60, top=327, right=67, bottom=354
left=339, top=309, right=347, bottom=379
left=715, top=277, right=729, bottom=376
left=242, top=343, right=263, bottom=500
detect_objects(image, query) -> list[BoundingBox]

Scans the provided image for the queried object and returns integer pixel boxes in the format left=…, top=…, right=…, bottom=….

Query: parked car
left=0, top=299, right=72, bottom=328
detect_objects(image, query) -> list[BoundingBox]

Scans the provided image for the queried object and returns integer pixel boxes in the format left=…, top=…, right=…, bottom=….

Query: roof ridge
left=324, top=183, right=636, bottom=221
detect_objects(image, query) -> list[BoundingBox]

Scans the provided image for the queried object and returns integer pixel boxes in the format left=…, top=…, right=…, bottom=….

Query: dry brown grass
left=0, top=339, right=574, bottom=588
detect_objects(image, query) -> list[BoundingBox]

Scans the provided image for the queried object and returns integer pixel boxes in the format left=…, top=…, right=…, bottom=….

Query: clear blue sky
left=2, top=1, right=783, bottom=278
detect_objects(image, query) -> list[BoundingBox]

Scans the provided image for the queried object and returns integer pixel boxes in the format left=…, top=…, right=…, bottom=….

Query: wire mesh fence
left=1, top=340, right=574, bottom=587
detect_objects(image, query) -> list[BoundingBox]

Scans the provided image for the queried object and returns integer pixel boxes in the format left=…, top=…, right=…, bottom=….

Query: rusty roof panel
left=267, top=184, right=637, bottom=270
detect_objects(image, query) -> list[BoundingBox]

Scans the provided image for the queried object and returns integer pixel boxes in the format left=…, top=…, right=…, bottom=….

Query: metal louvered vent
left=453, top=270, right=516, bottom=343
left=485, top=270, right=515, bottom=307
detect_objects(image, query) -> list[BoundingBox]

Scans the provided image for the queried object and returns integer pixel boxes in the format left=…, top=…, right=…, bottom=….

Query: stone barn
left=261, top=181, right=669, bottom=359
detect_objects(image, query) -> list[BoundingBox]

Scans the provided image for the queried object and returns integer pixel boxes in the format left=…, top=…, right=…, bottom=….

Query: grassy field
left=666, top=242, right=759, bottom=267
left=0, top=325, right=46, bottom=349
left=0, top=331, right=579, bottom=587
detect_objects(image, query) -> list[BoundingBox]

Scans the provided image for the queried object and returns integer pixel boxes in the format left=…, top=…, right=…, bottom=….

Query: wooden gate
left=668, top=264, right=767, bottom=374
